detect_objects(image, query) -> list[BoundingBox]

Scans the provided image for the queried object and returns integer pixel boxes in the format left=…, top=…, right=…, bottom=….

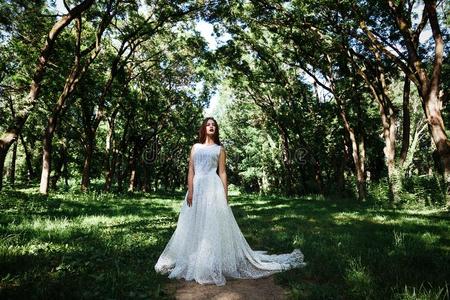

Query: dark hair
left=198, top=117, right=221, bottom=145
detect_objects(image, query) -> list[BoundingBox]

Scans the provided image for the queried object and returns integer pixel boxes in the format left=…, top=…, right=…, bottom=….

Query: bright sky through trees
left=50, top=0, right=227, bottom=116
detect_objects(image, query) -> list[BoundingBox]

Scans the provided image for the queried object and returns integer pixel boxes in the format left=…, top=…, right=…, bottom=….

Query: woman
left=155, top=117, right=305, bottom=286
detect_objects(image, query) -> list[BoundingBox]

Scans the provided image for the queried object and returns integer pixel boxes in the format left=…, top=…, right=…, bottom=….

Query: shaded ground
left=1, top=188, right=449, bottom=299
left=165, top=276, right=286, bottom=300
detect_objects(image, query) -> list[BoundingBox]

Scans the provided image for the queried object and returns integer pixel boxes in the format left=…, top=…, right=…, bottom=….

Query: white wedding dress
left=154, top=143, right=305, bottom=286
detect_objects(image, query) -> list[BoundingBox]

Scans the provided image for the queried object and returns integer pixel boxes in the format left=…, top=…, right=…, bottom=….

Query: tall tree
left=39, top=0, right=122, bottom=194
left=355, top=0, right=450, bottom=195
left=0, top=0, right=95, bottom=191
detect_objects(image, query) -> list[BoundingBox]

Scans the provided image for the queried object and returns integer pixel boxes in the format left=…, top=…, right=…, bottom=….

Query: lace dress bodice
left=192, top=143, right=221, bottom=177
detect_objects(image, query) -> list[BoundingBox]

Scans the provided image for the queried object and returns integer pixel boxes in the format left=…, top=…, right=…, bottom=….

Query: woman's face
left=206, top=119, right=216, bottom=136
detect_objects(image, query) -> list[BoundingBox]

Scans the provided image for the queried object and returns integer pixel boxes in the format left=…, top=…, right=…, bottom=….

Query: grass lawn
left=1, top=188, right=449, bottom=299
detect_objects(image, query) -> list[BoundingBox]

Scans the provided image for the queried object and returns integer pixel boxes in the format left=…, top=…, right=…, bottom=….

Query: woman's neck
left=204, top=137, right=215, bottom=145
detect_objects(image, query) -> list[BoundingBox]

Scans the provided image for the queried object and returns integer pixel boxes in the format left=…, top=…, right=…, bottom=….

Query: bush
left=402, top=175, right=446, bottom=206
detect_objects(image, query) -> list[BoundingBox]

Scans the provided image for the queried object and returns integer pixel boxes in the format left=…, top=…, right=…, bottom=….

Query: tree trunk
left=88, top=37, right=155, bottom=190
left=81, top=133, right=94, bottom=192
left=371, top=85, right=398, bottom=201
left=116, top=122, right=130, bottom=192
left=128, top=142, right=138, bottom=192
left=356, top=131, right=367, bottom=201
left=39, top=76, right=77, bottom=195
left=403, top=120, right=428, bottom=174
left=335, top=142, right=346, bottom=194
left=0, top=0, right=95, bottom=191
left=381, top=106, right=398, bottom=202
left=314, top=160, right=324, bottom=194
left=19, top=134, right=35, bottom=181
left=400, top=76, right=411, bottom=166
left=384, top=1, right=450, bottom=198
left=277, top=123, right=296, bottom=195
left=7, top=96, right=17, bottom=187
left=39, top=7, right=117, bottom=194
left=84, top=37, right=139, bottom=191
left=39, top=127, right=53, bottom=194
left=63, top=151, right=69, bottom=187
left=337, top=97, right=366, bottom=201
left=105, top=148, right=117, bottom=192
left=117, top=159, right=125, bottom=192
left=422, top=1, right=450, bottom=194
left=354, top=90, right=367, bottom=201
left=51, top=140, right=68, bottom=189
left=39, top=77, right=77, bottom=194
left=425, top=98, right=450, bottom=186
left=104, top=109, right=118, bottom=192
left=0, top=152, right=5, bottom=191
left=322, top=54, right=366, bottom=200
left=79, top=107, right=97, bottom=192
left=40, top=17, right=82, bottom=195
left=357, top=56, right=399, bottom=202
left=9, top=141, right=17, bottom=187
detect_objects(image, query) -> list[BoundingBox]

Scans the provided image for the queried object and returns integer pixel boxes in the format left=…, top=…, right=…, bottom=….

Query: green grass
left=1, top=188, right=449, bottom=299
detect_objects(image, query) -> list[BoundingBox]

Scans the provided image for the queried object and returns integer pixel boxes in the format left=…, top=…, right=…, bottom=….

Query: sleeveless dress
left=154, top=143, right=305, bottom=286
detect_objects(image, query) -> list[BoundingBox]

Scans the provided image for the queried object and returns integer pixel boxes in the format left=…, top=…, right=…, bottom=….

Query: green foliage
left=0, top=1, right=448, bottom=299
left=0, top=188, right=180, bottom=299
left=402, top=175, right=447, bottom=206
left=0, top=0, right=449, bottom=206
left=1, top=189, right=449, bottom=299
left=394, top=283, right=449, bottom=300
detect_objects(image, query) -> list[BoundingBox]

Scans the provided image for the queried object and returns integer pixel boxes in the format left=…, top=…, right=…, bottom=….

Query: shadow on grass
left=1, top=190, right=449, bottom=299
left=0, top=189, right=182, bottom=299
left=229, top=195, right=450, bottom=299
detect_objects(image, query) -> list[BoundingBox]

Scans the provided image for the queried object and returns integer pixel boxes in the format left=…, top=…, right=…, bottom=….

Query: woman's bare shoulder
left=189, top=144, right=199, bottom=157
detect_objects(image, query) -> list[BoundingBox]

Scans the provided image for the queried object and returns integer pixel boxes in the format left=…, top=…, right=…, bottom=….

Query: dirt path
left=165, top=276, right=287, bottom=300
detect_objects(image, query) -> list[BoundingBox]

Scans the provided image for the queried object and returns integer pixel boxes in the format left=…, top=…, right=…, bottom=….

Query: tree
left=39, top=0, right=122, bottom=194
left=354, top=0, right=450, bottom=197
left=0, top=0, right=95, bottom=191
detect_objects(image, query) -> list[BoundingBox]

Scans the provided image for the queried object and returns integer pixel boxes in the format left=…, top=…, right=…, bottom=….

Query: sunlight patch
left=372, top=215, right=387, bottom=222
left=80, top=215, right=114, bottom=226
left=13, top=217, right=72, bottom=232
left=332, top=212, right=364, bottom=224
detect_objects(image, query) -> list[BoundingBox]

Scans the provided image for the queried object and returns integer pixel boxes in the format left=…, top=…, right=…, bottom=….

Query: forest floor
left=1, top=186, right=449, bottom=299
left=165, top=276, right=286, bottom=300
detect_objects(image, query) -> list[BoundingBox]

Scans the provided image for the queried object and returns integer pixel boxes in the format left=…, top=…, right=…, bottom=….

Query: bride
left=154, top=117, right=305, bottom=286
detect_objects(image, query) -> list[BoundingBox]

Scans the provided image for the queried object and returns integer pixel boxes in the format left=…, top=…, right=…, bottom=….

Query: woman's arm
left=187, top=145, right=195, bottom=207
left=218, top=145, right=228, bottom=204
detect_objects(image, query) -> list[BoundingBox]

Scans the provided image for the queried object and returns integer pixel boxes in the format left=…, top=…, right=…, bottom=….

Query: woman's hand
left=187, top=192, right=193, bottom=207
left=187, top=145, right=195, bottom=207
left=218, top=146, right=229, bottom=206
